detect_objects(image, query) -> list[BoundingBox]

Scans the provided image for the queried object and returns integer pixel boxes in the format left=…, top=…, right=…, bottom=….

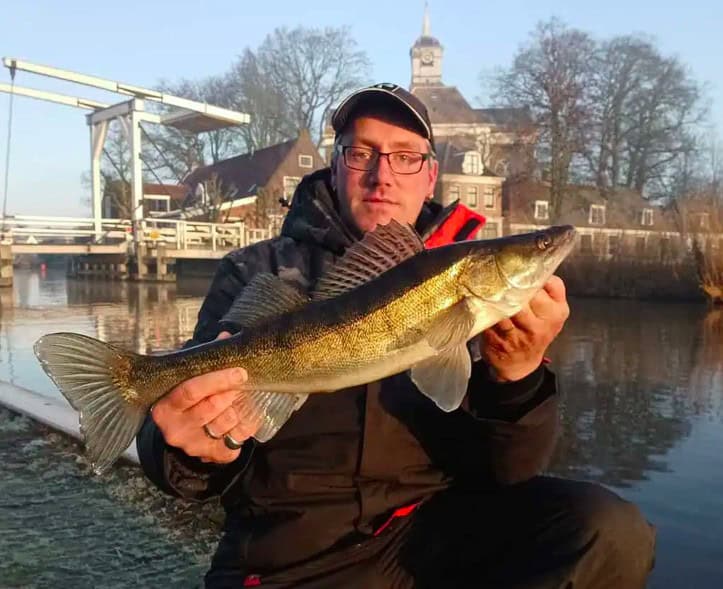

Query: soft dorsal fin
left=221, top=273, right=309, bottom=329
left=312, top=219, right=424, bottom=301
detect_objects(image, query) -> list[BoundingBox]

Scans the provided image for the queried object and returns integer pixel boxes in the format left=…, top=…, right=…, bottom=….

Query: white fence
left=0, top=215, right=274, bottom=252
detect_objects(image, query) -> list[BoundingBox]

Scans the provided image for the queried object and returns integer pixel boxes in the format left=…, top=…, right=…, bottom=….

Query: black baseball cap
left=332, top=83, right=435, bottom=150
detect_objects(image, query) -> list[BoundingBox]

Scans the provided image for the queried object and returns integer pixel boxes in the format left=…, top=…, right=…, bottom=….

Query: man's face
left=332, top=115, right=438, bottom=233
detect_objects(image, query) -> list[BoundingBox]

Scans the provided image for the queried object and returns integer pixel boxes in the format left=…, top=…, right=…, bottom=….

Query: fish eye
left=536, top=234, right=553, bottom=250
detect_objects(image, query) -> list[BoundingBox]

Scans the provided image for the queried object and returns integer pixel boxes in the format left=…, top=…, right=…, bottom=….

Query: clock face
left=421, top=52, right=434, bottom=65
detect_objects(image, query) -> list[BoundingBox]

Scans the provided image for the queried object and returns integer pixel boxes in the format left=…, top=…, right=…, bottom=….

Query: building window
left=480, top=221, right=498, bottom=239
left=608, top=234, right=620, bottom=257
left=298, top=154, right=314, bottom=168
left=641, top=208, right=654, bottom=226
left=580, top=234, right=593, bottom=254
left=484, top=187, right=495, bottom=209
left=635, top=236, right=647, bottom=256
left=494, top=159, right=510, bottom=177
left=283, top=176, right=301, bottom=199
left=466, top=186, right=479, bottom=208
left=448, top=185, right=460, bottom=203
left=534, top=200, right=549, bottom=221
left=589, top=204, right=606, bottom=226
left=462, top=151, right=482, bottom=175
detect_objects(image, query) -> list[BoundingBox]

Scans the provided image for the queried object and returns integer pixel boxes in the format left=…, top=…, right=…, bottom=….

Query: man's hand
left=479, top=276, right=569, bottom=383
left=150, top=332, right=255, bottom=464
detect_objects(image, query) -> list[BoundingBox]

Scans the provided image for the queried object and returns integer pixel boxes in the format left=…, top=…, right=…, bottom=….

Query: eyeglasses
left=337, top=145, right=433, bottom=175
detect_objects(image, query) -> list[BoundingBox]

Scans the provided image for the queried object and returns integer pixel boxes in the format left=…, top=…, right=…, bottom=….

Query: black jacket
left=136, top=168, right=560, bottom=576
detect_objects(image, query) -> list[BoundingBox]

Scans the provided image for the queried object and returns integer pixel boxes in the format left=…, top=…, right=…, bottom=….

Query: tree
left=231, top=26, right=371, bottom=150
left=97, top=123, right=133, bottom=218
left=493, top=19, right=596, bottom=220
left=144, top=75, right=245, bottom=183
left=225, top=49, right=296, bottom=152
left=588, top=36, right=705, bottom=197
left=191, top=173, right=237, bottom=223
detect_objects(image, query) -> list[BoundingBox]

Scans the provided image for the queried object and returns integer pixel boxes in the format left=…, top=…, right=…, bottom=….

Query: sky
left=1, top=0, right=723, bottom=217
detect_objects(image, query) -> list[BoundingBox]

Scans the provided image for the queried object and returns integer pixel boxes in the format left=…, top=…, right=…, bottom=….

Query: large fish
left=34, top=221, right=576, bottom=473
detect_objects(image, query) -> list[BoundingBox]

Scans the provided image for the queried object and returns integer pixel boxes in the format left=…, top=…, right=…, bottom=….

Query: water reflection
left=547, top=299, right=722, bottom=487
left=0, top=269, right=206, bottom=394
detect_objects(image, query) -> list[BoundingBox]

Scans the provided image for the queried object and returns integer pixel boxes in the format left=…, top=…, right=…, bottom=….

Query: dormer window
left=534, top=200, right=549, bottom=220
left=589, top=204, right=606, bottom=225
left=462, top=151, right=482, bottom=175
left=641, top=208, right=654, bottom=226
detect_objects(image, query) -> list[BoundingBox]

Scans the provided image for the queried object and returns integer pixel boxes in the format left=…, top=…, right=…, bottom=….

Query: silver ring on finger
left=203, top=423, right=223, bottom=440
left=224, top=433, right=244, bottom=450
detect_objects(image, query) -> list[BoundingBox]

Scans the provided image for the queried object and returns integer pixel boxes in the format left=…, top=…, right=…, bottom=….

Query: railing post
left=212, top=223, right=217, bottom=252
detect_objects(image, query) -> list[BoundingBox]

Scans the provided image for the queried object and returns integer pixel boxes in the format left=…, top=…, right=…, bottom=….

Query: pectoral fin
left=232, top=390, right=308, bottom=442
left=410, top=344, right=472, bottom=412
left=424, top=299, right=477, bottom=352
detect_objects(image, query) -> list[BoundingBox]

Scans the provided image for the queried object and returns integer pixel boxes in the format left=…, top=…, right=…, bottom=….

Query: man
left=137, top=83, right=655, bottom=588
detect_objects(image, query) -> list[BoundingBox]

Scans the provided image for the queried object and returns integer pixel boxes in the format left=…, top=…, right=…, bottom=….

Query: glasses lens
left=344, top=147, right=375, bottom=170
left=389, top=152, right=424, bottom=174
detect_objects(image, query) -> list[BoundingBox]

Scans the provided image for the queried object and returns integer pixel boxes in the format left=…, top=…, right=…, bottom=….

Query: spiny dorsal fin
left=222, top=273, right=309, bottom=329
left=312, top=219, right=424, bottom=301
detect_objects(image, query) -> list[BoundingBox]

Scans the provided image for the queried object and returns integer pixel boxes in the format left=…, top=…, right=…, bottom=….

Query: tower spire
left=422, top=2, right=431, bottom=37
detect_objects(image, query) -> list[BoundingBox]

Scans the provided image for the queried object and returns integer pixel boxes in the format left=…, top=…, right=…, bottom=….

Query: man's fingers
left=493, top=318, right=516, bottom=334
left=203, top=405, right=240, bottom=437
left=225, top=422, right=255, bottom=447
left=543, top=275, right=566, bottom=302
left=184, top=388, right=241, bottom=426
left=509, top=306, right=544, bottom=334
left=166, top=367, right=248, bottom=411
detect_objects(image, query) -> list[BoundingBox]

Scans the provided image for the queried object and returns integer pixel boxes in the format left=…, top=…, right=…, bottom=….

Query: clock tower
left=410, top=4, right=443, bottom=87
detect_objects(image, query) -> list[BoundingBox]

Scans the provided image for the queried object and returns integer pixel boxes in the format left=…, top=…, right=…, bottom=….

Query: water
left=1, top=268, right=722, bottom=588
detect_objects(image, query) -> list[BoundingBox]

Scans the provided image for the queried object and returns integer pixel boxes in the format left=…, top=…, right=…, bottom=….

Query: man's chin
left=357, top=214, right=392, bottom=233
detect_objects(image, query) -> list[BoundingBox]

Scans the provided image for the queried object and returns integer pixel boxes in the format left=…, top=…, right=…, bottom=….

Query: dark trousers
left=205, top=476, right=656, bottom=589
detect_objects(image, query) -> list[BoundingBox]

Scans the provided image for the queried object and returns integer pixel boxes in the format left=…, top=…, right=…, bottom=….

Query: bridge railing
left=1, top=215, right=274, bottom=251
left=0, top=216, right=131, bottom=244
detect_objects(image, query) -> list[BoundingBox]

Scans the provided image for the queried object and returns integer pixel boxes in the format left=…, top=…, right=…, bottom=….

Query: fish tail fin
left=33, top=332, right=149, bottom=474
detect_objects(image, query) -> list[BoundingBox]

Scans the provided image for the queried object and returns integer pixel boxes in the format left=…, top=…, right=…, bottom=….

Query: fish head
left=494, top=225, right=577, bottom=290
left=460, top=225, right=577, bottom=304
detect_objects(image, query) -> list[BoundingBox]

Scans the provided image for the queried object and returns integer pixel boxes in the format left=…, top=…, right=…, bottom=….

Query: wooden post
left=0, top=244, right=13, bottom=287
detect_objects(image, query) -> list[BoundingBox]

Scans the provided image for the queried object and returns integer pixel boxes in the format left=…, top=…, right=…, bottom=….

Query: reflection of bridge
left=0, top=215, right=272, bottom=284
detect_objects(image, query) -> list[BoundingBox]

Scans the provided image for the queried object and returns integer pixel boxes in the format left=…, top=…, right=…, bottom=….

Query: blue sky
left=2, top=0, right=722, bottom=216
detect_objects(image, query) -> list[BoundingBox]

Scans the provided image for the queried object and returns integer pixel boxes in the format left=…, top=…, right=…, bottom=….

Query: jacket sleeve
left=135, top=254, right=256, bottom=501
left=453, top=360, right=560, bottom=486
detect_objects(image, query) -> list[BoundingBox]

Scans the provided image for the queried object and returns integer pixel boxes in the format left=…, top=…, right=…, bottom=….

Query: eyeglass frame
left=335, top=144, right=436, bottom=175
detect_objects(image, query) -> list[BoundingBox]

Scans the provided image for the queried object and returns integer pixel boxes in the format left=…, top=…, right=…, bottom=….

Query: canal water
left=1, top=267, right=722, bottom=587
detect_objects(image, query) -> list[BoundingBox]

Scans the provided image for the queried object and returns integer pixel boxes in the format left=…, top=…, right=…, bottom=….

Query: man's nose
left=370, top=153, right=395, bottom=183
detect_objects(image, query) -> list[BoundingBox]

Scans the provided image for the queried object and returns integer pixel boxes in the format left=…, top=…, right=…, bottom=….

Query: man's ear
left=427, top=159, right=439, bottom=200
